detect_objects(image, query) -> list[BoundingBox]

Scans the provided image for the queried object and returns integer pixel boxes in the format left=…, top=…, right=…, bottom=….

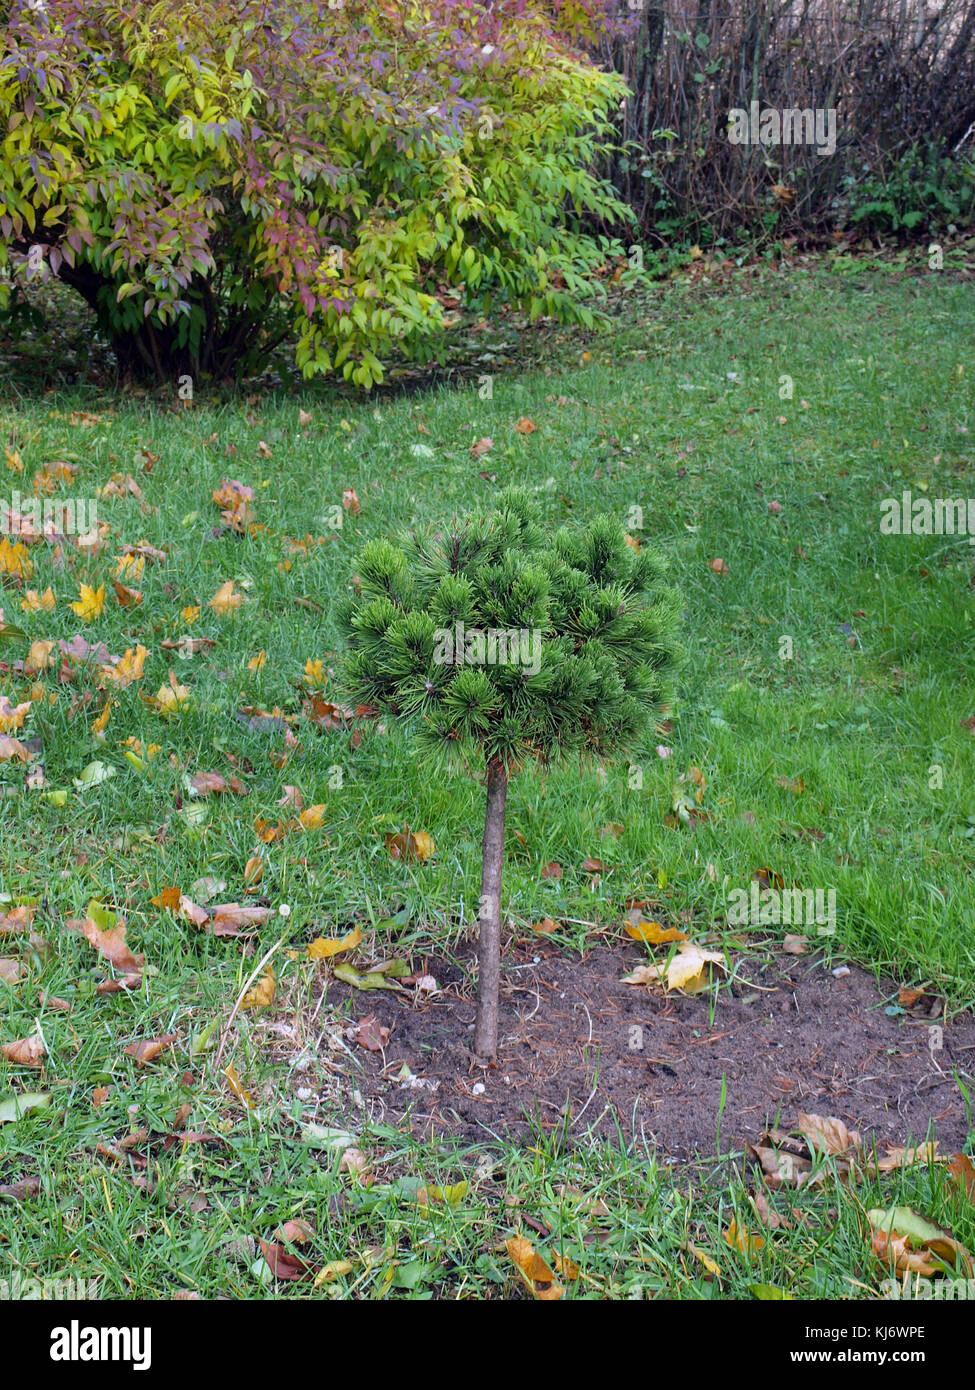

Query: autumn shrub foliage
left=0, top=0, right=628, bottom=384
left=340, top=489, right=683, bottom=1059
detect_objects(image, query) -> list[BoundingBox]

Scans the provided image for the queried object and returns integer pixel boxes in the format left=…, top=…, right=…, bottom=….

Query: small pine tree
left=339, top=489, right=683, bottom=1061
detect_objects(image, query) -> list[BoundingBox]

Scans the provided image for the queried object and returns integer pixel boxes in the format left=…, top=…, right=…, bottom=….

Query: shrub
left=0, top=0, right=629, bottom=386
left=340, top=489, right=683, bottom=1060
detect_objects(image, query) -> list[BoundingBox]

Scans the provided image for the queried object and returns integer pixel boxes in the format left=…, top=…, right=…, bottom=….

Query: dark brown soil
left=319, top=936, right=975, bottom=1160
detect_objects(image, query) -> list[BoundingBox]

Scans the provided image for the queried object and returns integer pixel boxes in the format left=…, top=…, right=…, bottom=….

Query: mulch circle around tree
left=317, top=938, right=974, bottom=1161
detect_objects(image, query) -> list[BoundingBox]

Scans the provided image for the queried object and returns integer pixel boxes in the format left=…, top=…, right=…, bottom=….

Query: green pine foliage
left=340, top=489, right=684, bottom=772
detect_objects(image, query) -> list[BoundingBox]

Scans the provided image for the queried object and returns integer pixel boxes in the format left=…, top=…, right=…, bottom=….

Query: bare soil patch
left=304, top=937, right=974, bottom=1160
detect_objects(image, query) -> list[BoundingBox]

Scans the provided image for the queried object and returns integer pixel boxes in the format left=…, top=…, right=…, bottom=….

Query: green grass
left=0, top=259, right=973, bottom=1298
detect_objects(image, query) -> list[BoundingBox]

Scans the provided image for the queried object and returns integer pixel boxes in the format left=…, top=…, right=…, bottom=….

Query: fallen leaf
left=259, top=1219, right=317, bottom=1282
left=385, top=827, right=434, bottom=862
left=223, top=1063, right=255, bottom=1109
left=123, top=1034, right=176, bottom=1067
left=241, top=969, right=275, bottom=1010
left=0, top=1034, right=46, bottom=1067
left=209, top=580, right=243, bottom=616
left=354, top=1014, right=390, bottom=1051
left=506, top=1236, right=562, bottom=1299
left=69, top=583, right=106, bottom=622
left=723, top=1221, right=765, bottom=1254
left=307, top=926, right=363, bottom=959
left=624, top=920, right=687, bottom=944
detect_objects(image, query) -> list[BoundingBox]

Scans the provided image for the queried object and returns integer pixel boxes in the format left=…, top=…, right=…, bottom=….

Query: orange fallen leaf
left=506, top=1236, right=562, bottom=1300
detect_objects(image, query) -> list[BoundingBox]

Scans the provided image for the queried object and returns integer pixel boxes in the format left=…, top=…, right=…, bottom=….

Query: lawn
left=1, top=255, right=974, bottom=1299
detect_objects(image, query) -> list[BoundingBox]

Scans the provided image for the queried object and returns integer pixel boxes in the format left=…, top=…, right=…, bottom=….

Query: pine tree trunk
left=473, top=756, right=508, bottom=1061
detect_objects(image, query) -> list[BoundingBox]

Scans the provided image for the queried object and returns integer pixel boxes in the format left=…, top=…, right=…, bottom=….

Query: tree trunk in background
left=473, top=757, right=508, bottom=1061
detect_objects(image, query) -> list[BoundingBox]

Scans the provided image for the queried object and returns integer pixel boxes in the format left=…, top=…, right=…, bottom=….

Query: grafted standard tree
left=340, top=490, right=683, bottom=1060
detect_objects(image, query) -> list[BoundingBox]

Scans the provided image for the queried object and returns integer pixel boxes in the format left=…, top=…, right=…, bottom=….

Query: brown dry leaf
left=0, top=736, right=32, bottom=763
left=92, top=1086, right=111, bottom=1108
left=776, top=775, right=805, bottom=794
left=506, top=1236, right=562, bottom=1300
left=123, top=1034, right=175, bottom=1067
left=871, top=1229, right=941, bottom=1277
left=339, top=1148, right=370, bottom=1180
left=709, top=557, right=729, bottom=575
left=797, top=1112, right=861, bottom=1157
left=241, top=969, right=275, bottom=1010
left=470, top=437, right=494, bottom=459
left=0, top=906, right=34, bottom=933
left=867, top=1143, right=944, bottom=1175
left=580, top=855, right=605, bottom=874
left=748, top=1140, right=816, bottom=1191
left=531, top=917, right=559, bottom=935
left=307, top=926, right=363, bottom=960
left=342, top=488, right=361, bottom=516
left=513, top=418, right=537, bottom=435
left=96, top=973, right=142, bottom=995
left=355, top=1014, right=390, bottom=1052
left=540, top=861, right=563, bottom=881
left=37, top=991, right=71, bottom=1012
left=599, top=822, right=625, bottom=838
left=782, top=935, right=809, bottom=955
left=0, top=958, right=23, bottom=984
left=624, top=920, right=687, bottom=944
left=259, top=1219, right=317, bottom=1282
left=243, top=855, right=264, bottom=887
left=948, top=1153, right=975, bottom=1201
left=0, top=1177, right=40, bottom=1199
left=385, top=826, right=434, bottom=862
left=112, top=579, right=142, bottom=609
left=0, top=1034, right=46, bottom=1067
left=72, top=912, right=144, bottom=973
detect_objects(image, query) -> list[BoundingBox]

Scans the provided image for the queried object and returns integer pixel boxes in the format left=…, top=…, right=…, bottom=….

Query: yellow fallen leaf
left=724, top=1221, right=765, bottom=1254
left=98, top=644, right=148, bottom=689
left=69, top=583, right=106, bottom=622
left=0, top=539, right=32, bottom=579
left=625, top=920, right=687, bottom=944
left=241, top=968, right=275, bottom=1010
left=21, top=588, right=56, bottom=613
left=247, top=650, right=266, bottom=672
left=209, top=580, right=243, bottom=615
left=307, top=926, right=362, bottom=960
left=298, top=803, right=326, bottom=831
left=223, top=1063, right=255, bottom=1109
left=683, top=1243, right=722, bottom=1277
left=26, top=640, right=55, bottom=673
left=181, top=605, right=200, bottom=623
left=417, top=1181, right=468, bottom=1208
left=313, top=1260, right=354, bottom=1287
